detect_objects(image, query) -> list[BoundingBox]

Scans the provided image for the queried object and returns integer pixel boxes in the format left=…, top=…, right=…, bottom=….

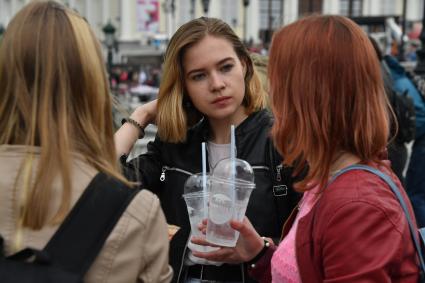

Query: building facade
left=0, top=0, right=423, bottom=63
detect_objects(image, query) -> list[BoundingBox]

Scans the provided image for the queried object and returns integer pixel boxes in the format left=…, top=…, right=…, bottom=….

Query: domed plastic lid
left=183, top=173, right=211, bottom=195
left=212, top=158, right=255, bottom=188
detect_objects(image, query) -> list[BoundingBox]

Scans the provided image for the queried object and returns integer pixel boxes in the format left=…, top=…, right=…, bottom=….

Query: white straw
left=202, top=142, right=207, bottom=218
left=230, top=125, right=236, bottom=205
left=230, top=125, right=236, bottom=161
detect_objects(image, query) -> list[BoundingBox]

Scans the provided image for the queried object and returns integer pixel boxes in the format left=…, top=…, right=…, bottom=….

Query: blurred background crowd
left=1, top=0, right=424, bottom=154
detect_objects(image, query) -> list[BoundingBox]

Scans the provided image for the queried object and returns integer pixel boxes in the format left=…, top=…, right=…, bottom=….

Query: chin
left=207, top=109, right=239, bottom=121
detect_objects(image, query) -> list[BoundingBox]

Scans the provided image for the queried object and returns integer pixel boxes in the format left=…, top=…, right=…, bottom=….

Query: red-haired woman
left=192, top=15, right=420, bottom=282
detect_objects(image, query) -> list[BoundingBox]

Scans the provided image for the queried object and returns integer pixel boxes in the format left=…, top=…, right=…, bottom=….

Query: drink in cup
left=183, top=173, right=218, bottom=261
left=206, top=158, right=255, bottom=247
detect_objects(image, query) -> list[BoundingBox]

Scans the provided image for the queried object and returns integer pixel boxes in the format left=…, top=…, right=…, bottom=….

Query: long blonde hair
left=0, top=1, right=128, bottom=229
left=157, top=17, right=267, bottom=143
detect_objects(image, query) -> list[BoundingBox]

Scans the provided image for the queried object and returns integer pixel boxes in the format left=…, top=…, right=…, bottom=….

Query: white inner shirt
left=207, top=141, right=231, bottom=171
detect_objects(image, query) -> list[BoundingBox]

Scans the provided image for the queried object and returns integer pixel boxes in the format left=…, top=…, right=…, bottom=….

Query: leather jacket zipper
left=253, top=165, right=285, bottom=183
left=276, top=164, right=283, bottom=182
left=160, top=166, right=193, bottom=182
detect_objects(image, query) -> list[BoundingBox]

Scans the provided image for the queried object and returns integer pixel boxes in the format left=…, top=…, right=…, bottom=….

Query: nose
left=209, top=72, right=225, bottom=92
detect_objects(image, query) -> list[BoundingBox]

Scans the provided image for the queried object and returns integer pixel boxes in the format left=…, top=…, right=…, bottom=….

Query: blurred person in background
left=369, top=37, right=425, bottom=228
left=369, top=36, right=415, bottom=185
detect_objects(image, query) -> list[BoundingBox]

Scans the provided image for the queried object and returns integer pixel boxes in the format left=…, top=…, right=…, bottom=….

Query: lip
left=212, top=96, right=231, bottom=104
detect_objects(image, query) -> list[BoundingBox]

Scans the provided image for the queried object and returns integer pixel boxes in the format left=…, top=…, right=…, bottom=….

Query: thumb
left=229, top=219, right=245, bottom=231
left=230, top=218, right=255, bottom=237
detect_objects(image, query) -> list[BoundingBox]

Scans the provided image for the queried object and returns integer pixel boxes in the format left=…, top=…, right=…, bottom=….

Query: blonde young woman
left=0, top=2, right=172, bottom=282
left=115, top=17, right=302, bottom=283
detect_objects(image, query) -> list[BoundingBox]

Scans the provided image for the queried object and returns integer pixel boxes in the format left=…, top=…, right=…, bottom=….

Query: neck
left=208, top=107, right=248, bottom=144
left=330, top=151, right=362, bottom=175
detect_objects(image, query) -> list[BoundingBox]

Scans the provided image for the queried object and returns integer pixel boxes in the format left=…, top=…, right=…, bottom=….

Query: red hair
left=269, top=15, right=390, bottom=191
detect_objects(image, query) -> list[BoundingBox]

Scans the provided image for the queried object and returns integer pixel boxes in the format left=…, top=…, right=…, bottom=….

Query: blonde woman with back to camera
left=0, top=1, right=172, bottom=282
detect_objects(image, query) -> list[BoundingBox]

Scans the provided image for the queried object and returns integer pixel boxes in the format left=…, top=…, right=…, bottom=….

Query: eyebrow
left=186, top=57, right=236, bottom=77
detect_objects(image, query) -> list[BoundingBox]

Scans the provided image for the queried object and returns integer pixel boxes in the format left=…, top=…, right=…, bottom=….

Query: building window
left=259, top=0, right=283, bottom=44
left=298, top=0, right=323, bottom=17
left=259, top=0, right=282, bottom=30
left=340, top=0, right=363, bottom=17
left=382, top=0, right=397, bottom=15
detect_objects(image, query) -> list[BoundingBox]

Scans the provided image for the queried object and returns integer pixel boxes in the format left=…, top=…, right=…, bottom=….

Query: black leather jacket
left=121, top=109, right=301, bottom=283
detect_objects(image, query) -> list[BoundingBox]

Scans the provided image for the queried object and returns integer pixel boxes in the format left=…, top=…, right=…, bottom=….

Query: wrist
left=121, top=118, right=145, bottom=139
left=131, top=105, right=152, bottom=128
left=246, top=237, right=272, bottom=268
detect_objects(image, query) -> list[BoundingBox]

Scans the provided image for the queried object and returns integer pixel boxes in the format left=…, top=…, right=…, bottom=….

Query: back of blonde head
left=0, top=1, right=127, bottom=229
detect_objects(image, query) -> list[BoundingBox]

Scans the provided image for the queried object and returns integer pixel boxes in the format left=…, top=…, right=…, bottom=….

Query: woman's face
left=182, top=35, right=247, bottom=125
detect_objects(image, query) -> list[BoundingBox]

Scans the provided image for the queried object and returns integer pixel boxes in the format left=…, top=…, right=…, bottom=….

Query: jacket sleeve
left=247, top=245, right=277, bottom=283
left=138, top=191, right=173, bottom=283
left=120, top=135, right=163, bottom=193
left=320, top=201, right=411, bottom=282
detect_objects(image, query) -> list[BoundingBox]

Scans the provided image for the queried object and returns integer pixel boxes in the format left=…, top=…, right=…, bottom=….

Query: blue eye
left=221, top=64, right=234, bottom=73
left=191, top=73, right=206, bottom=81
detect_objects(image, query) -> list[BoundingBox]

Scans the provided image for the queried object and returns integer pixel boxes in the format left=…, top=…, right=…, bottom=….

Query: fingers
left=229, top=219, right=245, bottom=231
left=190, top=236, right=220, bottom=248
left=230, top=217, right=257, bottom=238
left=191, top=247, right=238, bottom=264
left=197, top=221, right=207, bottom=235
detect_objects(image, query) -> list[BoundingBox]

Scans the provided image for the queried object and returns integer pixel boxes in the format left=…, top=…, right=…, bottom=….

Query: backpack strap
left=330, top=164, right=425, bottom=276
left=43, top=172, right=139, bottom=277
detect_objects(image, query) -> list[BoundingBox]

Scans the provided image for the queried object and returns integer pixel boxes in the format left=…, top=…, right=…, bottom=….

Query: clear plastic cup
left=206, top=158, right=255, bottom=247
left=182, top=173, right=218, bottom=260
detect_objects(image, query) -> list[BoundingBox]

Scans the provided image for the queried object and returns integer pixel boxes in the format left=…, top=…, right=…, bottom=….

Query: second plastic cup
left=183, top=173, right=218, bottom=260
left=206, top=158, right=255, bottom=247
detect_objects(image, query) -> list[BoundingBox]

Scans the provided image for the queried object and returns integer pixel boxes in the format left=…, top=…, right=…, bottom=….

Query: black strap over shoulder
left=43, top=172, right=139, bottom=277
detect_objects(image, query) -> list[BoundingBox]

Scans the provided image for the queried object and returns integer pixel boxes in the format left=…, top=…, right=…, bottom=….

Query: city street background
left=1, top=0, right=423, bottom=170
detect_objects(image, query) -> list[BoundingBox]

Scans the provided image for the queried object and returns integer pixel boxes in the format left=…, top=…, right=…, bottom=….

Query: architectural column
left=120, top=0, right=133, bottom=40
left=68, top=0, right=76, bottom=10
left=407, top=0, right=423, bottom=21
left=209, top=0, right=219, bottom=18
left=85, top=0, right=93, bottom=26
left=323, top=0, right=339, bottom=14
left=284, top=0, right=298, bottom=25
left=11, top=0, right=19, bottom=16
left=247, top=0, right=260, bottom=43
left=363, top=0, right=380, bottom=16
left=0, top=0, right=12, bottom=27
left=102, top=0, right=110, bottom=25
left=162, top=0, right=174, bottom=39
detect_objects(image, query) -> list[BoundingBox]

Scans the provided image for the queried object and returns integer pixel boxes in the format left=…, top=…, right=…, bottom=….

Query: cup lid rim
left=210, top=176, right=256, bottom=188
